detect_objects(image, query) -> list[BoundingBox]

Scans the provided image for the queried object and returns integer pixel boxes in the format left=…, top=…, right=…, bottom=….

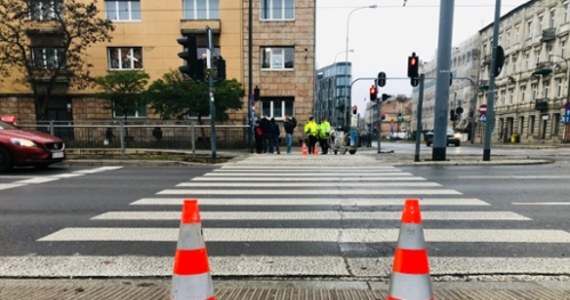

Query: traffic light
left=369, top=85, right=377, bottom=101
left=381, top=114, right=386, bottom=120
left=407, top=52, right=419, bottom=79
left=177, top=34, right=203, bottom=80
left=494, top=45, right=505, bottom=77
left=352, top=105, right=357, bottom=115
left=381, top=93, right=391, bottom=101
left=216, top=56, right=226, bottom=80
left=450, top=109, right=457, bottom=121
left=377, top=72, right=386, bottom=87
left=253, top=86, right=260, bottom=101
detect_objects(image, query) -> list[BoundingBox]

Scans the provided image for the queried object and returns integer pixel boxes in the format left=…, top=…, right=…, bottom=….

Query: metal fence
left=18, top=121, right=251, bottom=153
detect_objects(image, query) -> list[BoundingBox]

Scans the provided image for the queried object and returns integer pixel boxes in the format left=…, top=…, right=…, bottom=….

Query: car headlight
left=454, top=133, right=462, bottom=139
left=10, top=138, right=38, bottom=147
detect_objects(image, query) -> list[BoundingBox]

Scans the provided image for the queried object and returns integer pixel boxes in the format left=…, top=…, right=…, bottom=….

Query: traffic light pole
left=483, top=0, right=501, bottom=161
left=414, top=74, right=425, bottom=162
left=206, top=26, right=217, bottom=159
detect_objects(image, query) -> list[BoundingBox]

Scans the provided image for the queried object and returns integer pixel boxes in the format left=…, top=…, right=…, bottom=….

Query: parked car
left=425, top=127, right=461, bottom=147
left=0, top=121, right=65, bottom=172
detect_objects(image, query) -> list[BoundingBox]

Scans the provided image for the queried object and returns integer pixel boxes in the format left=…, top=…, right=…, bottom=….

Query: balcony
left=534, top=99, right=549, bottom=112
left=180, top=19, right=221, bottom=35
left=479, top=80, right=489, bottom=90
left=540, top=28, right=556, bottom=42
left=532, top=62, right=553, bottom=77
left=24, top=20, right=63, bottom=37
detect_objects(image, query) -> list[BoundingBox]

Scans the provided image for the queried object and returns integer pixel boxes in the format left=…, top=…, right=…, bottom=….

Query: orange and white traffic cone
left=301, top=142, right=308, bottom=156
left=387, top=198, right=433, bottom=300
left=170, top=199, right=216, bottom=300
left=313, top=142, right=320, bottom=155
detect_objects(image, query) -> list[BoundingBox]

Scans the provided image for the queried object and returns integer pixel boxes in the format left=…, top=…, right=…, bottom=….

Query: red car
left=0, top=121, right=65, bottom=172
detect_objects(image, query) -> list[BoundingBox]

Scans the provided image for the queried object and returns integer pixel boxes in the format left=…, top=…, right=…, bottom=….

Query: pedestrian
left=283, top=115, right=297, bottom=154
left=304, top=116, right=318, bottom=155
left=318, top=118, right=331, bottom=154
left=260, top=116, right=271, bottom=153
left=254, top=120, right=264, bottom=154
left=269, top=117, right=280, bottom=154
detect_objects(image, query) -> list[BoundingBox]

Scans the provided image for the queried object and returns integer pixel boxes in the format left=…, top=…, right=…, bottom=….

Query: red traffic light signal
left=352, top=105, right=357, bottom=115
left=369, top=85, right=377, bottom=101
left=407, top=52, right=419, bottom=79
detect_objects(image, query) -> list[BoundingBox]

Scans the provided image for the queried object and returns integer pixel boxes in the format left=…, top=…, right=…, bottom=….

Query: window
left=538, top=14, right=543, bottom=33
left=556, top=79, right=563, bottom=98
left=261, top=98, right=294, bottom=119
left=531, top=83, right=538, bottom=100
left=527, top=20, right=533, bottom=38
left=261, top=47, right=294, bottom=70
left=183, top=0, right=219, bottom=20
left=508, top=89, right=514, bottom=104
left=506, top=30, right=511, bottom=47
left=108, top=47, right=143, bottom=70
left=543, top=81, right=550, bottom=98
left=520, top=86, right=526, bottom=103
left=519, top=116, right=524, bottom=134
left=29, top=0, right=63, bottom=21
left=529, top=115, right=535, bottom=134
left=260, top=0, right=294, bottom=20
left=550, top=8, right=556, bottom=28
left=106, top=0, right=140, bottom=21
left=515, top=25, right=520, bottom=43
left=32, top=48, right=65, bottom=69
left=565, top=1, right=570, bottom=23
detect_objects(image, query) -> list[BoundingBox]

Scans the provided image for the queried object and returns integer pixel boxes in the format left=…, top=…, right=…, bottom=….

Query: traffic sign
left=479, top=114, right=487, bottom=122
left=479, top=104, right=487, bottom=114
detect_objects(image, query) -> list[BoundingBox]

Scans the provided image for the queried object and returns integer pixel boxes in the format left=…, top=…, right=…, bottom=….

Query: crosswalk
left=23, top=155, right=570, bottom=278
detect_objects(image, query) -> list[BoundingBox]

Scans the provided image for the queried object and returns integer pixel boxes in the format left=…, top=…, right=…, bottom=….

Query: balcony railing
left=540, top=28, right=556, bottom=42
left=532, top=62, right=553, bottom=76
left=534, top=99, right=549, bottom=112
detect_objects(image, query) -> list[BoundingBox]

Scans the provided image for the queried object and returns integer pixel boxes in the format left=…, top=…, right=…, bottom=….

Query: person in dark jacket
left=254, top=120, right=264, bottom=154
left=260, top=116, right=271, bottom=153
left=269, top=117, right=281, bottom=154
left=283, top=115, right=297, bottom=154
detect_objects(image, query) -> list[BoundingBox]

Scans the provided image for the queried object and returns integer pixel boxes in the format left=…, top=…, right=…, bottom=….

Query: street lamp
left=343, top=4, right=377, bottom=128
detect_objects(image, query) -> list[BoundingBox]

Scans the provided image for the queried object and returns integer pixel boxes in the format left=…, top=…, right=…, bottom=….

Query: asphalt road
left=1, top=148, right=570, bottom=279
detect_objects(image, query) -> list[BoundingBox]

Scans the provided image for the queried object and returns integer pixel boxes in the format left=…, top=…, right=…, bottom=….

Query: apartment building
left=479, top=0, right=569, bottom=144
left=0, top=0, right=315, bottom=133
left=314, top=62, right=351, bottom=128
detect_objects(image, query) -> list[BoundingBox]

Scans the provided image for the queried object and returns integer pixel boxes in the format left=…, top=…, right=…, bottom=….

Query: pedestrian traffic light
left=377, top=72, right=386, bottom=87
left=177, top=33, right=203, bottom=80
left=253, top=86, right=260, bottom=101
left=407, top=52, right=419, bottom=79
left=369, top=85, right=377, bottom=101
left=216, top=56, right=226, bottom=80
left=352, top=105, right=357, bottom=115
left=494, top=45, right=505, bottom=77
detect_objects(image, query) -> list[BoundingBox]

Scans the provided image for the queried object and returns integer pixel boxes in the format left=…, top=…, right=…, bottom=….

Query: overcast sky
left=315, top=0, right=529, bottom=112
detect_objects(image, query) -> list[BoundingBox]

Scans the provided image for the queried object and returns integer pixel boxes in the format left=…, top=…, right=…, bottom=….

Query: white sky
left=316, top=0, right=529, bottom=113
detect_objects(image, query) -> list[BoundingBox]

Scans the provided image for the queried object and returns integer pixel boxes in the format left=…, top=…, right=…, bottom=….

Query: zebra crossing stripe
left=157, top=189, right=462, bottom=195
left=219, top=166, right=398, bottom=170
left=0, top=183, right=26, bottom=190
left=91, top=211, right=530, bottom=221
left=74, top=166, right=123, bottom=174
left=175, top=182, right=440, bottom=188
left=38, top=228, right=570, bottom=243
left=15, top=177, right=60, bottom=184
left=130, top=198, right=490, bottom=206
left=204, top=172, right=406, bottom=176
left=3, top=256, right=570, bottom=277
left=191, top=176, right=423, bottom=181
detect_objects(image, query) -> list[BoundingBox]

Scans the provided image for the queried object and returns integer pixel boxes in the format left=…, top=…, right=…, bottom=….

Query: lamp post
left=550, top=54, right=570, bottom=142
left=343, top=4, right=377, bottom=128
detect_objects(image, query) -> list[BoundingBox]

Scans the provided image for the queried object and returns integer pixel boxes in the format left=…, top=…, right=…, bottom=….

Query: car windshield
left=446, top=128, right=455, bottom=135
left=0, top=121, right=17, bottom=130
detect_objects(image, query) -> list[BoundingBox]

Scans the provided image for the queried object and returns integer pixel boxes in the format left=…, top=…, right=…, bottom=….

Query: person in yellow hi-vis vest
left=318, top=118, right=331, bottom=154
left=304, top=117, right=318, bottom=155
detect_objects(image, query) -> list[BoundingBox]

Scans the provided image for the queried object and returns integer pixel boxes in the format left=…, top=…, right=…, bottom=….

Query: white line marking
left=14, top=177, right=60, bottom=184
left=204, top=172, right=407, bottom=176
left=51, top=173, right=86, bottom=179
left=130, top=197, right=490, bottom=206
left=458, top=175, right=570, bottom=179
left=74, top=166, right=123, bottom=174
left=38, top=228, right=569, bottom=243
left=220, top=166, right=398, bottom=170
left=157, top=189, right=462, bottom=195
left=0, top=183, right=26, bottom=190
left=512, top=202, right=570, bottom=206
left=92, top=211, right=530, bottom=221
left=3, top=256, right=570, bottom=277
left=191, top=175, right=422, bottom=181
left=176, top=182, right=440, bottom=188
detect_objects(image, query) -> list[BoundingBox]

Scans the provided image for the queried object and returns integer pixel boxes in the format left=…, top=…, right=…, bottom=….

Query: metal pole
left=248, top=0, right=253, bottom=153
left=414, top=74, right=425, bottom=162
left=191, top=125, right=196, bottom=160
left=377, top=101, right=382, bottom=153
left=564, top=58, right=570, bottom=143
left=432, top=0, right=454, bottom=161
left=207, top=26, right=217, bottom=159
left=483, top=0, right=501, bottom=161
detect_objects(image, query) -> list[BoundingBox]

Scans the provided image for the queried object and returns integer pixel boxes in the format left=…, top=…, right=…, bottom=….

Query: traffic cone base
left=171, top=200, right=216, bottom=300
left=301, top=142, right=308, bottom=156
left=387, top=198, right=432, bottom=300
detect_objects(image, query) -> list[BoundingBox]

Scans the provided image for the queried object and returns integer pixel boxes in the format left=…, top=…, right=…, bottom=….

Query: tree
left=146, top=71, right=244, bottom=122
left=0, top=0, right=114, bottom=120
left=95, top=70, right=150, bottom=121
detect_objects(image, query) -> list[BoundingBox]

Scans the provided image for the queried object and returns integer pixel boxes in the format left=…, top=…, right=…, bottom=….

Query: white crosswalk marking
left=30, top=156, right=570, bottom=278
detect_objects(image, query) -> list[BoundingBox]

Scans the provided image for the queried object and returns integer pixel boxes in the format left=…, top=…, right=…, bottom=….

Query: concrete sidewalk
left=2, top=278, right=570, bottom=299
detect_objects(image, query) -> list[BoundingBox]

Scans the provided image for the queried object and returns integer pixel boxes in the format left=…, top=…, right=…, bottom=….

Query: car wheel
left=0, top=146, right=13, bottom=172
left=455, top=141, right=461, bottom=147
left=349, top=149, right=356, bottom=155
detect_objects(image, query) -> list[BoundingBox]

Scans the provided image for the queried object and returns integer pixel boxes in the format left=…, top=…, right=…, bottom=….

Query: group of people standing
left=254, top=115, right=331, bottom=155
left=254, top=115, right=297, bottom=154
left=303, top=117, right=331, bottom=155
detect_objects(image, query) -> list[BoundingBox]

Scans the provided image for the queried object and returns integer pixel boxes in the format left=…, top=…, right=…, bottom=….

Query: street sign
left=479, top=114, right=487, bottom=122
left=564, top=108, right=570, bottom=124
left=479, top=104, right=487, bottom=114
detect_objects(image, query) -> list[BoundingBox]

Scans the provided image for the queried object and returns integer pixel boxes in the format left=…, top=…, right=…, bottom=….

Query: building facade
left=0, top=0, right=315, bottom=138
left=314, top=62, right=351, bottom=128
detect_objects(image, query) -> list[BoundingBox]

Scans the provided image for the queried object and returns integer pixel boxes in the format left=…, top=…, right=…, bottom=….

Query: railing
left=540, top=28, right=556, bottom=42
left=18, top=121, right=251, bottom=154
